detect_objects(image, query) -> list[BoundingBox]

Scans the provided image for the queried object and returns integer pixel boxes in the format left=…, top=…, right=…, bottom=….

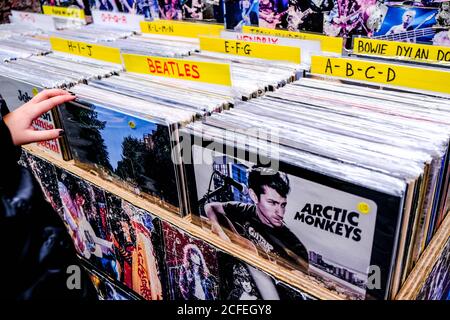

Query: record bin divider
left=22, top=144, right=344, bottom=300
left=23, top=144, right=450, bottom=300
left=395, top=211, right=450, bottom=300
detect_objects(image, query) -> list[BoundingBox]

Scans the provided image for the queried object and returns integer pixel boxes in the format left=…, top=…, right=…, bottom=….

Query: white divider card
left=220, top=30, right=321, bottom=65
left=91, top=9, right=144, bottom=32
left=10, top=10, right=56, bottom=31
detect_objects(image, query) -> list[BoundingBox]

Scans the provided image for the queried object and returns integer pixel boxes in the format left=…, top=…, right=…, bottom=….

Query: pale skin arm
left=246, top=264, right=280, bottom=299
left=3, top=89, right=75, bottom=146
left=204, top=202, right=232, bottom=242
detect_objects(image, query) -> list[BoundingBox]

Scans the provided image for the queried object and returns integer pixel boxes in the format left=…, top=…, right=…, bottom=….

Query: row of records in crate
left=21, top=149, right=315, bottom=301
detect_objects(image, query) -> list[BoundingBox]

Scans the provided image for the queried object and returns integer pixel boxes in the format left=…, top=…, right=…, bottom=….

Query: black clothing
left=0, top=97, right=96, bottom=300
left=222, top=201, right=309, bottom=271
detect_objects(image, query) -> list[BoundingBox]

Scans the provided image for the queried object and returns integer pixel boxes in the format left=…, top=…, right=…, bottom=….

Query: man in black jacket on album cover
left=205, top=166, right=309, bottom=273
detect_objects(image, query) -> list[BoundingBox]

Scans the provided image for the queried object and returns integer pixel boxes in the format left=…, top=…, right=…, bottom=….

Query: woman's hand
left=3, top=89, right=75, bottom=146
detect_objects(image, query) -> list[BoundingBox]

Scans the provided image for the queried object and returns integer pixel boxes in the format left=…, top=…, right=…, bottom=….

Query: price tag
left=123, top=53, right=232, bottom=86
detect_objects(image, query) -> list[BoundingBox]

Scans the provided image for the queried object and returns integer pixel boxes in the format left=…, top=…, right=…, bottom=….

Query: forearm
left=205, top=204, right=221, bottom=225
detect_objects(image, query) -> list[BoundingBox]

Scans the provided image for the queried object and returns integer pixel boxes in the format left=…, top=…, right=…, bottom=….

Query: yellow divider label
left=354, top=38, right=450, bottom=64
left=42, top=5, right=85, bottom=20
left=50, top=37, right=122, bottom=64
left=200, top=36, right=301, bottom=64
left=123, top=53, right=232, bottom=86
left=243, top=26, right=343, bottom=54
left=140, top=20, right=223, bottom=38
left=311, top=56, right=450, bottom=94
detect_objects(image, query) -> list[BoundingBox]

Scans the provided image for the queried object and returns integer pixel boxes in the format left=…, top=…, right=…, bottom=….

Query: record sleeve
left=58, top=98, right=183, bottom=214
left=372, top=4, right=446, bottom=45
left=53, top=166, right=120, bottom=279
left=323, top=0, right=387, bottom=39
left=21, top=150, right=65, bottom=215
left=184, top=131, right=407, bottom=300
left=80, top=260, right=142, bottom=300
left=24, top=151, right=167, bottom=300
left=285, top=0, right=334, bottom=33
left=181, top=0, right=225, bottom=23
left=225, top=0, right=259, bottom=30
left=217, top=251, right=316, bottom=300
left=89, top=0, right=159, bottom=19
left=416, top=237, right=450, bottom=300
left=104, top=192, right=166, bottom=300
left=161, top=221, right=221, bottom=300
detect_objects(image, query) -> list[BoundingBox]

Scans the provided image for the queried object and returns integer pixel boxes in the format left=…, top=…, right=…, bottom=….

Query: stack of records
left=0, top=53, right=122, bottom=98
left=188, top=51, right=305, bottom=97
left=50, top=25, right=134, bottom=42
left=112, top=35, right=199, bottom=57
left=0, top=53, right=123, bottom=160
left=182, top=77, right=450, bottom=299
left=50, top=29, right=197, bottom=57
left=0, top=35, right=52, bottom=61
left=86, top=73, right=234, bottom=116
left=0, top=23, right=44, bottom=39
left=21, top=148, right=314, bottom=301
left=57, top=82, right=211, bottom=216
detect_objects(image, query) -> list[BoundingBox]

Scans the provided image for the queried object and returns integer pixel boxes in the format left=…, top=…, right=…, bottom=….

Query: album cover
left=184, top=138, right=405, bottom=300
left=435, top=152, right=450, bottom=232
left=23, top=152, right=64, bottom=215
left=157, top=0, right=183, bottom=19
left=373, top=5, right=446, bottom=45
left=385, top=0, right=449, bottom=8
left=258, top=0, right=289, bottom=29
left=285, top=0, right=334, bottom=33
left=89, top=0, right=159, bottom=19
left=217, top=252, right=262, bottom=300
left=81, top=262, right=141, bottom=300
left=425, top=151, right=450, bottom=245
left=275, top=279, right=317, bottom=300
left=54, top=167, right=120, bottom=279
left=417, top=237, right=450, bottom=300
left=105, top=193, right=166, bottom=300
left=257, top=0, right=333, bottom=32
left=323, top=0, right=388, bottom=38
left=162, top=221, right=220, bottom=300
left=181, top=0, right=225, bottom=22
left=224, top=0, right=259, bottom=30
left=217, top=251, right=315, bottom=300
left=58, top=100, right=181, bottom=213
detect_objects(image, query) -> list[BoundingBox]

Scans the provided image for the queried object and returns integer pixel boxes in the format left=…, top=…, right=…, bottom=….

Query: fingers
left=25, top=129, right=64, bottom=144
left=29, top=89, right=72, bottom=104
left=28, top=94, right=75, bottom=120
